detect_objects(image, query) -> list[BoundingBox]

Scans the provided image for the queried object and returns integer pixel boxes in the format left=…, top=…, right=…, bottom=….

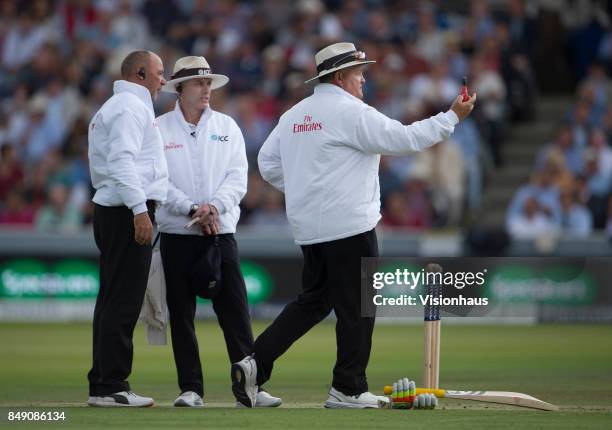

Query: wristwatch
left=188, top=204, right=199, bottom=217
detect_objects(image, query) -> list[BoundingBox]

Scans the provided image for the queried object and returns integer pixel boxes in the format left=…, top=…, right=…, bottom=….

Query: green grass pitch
left=0, top=322, right=611, bottom=429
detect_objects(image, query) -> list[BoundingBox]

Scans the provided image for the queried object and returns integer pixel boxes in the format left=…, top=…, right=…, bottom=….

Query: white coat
left=155, top=102, right=248, bottom=234
left=88, top=80, right=168, bottom=215
left=258, top=83, right=459, bottom=245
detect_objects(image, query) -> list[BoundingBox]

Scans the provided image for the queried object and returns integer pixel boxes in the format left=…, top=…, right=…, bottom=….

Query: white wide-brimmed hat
left=304, top=42, right=375, bottom=84
left=162, top=56, right=229, bottom=93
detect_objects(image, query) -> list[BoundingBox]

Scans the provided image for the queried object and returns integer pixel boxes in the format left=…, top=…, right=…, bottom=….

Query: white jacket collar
left=113, top=80, right=154, bottom=112
left=313, top=83, right=364, bottom=104
left=172, top=101, right=213, bottom=133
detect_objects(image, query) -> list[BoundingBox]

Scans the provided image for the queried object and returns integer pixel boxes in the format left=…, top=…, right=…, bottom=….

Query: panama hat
left=304, top=42, right=375, bottom=84
left=162, top=56, right=229, bottom=93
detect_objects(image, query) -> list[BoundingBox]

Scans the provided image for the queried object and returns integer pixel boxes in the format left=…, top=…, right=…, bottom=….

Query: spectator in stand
left=577, top=62, right=612, bottom=122
left=559, top=189, right=593, bottom=237
left=381, top=191, right=410, bottom=228
left=20, top=94, right=56, bottom=163
left=142, top=0, right=185, bottom=41
left=1, top=83, right=30, bottom=146
left=22, top=162, right=48, bottom=211
left=504, top=0, right=537, bottom=62
left=401, top=40, right=431, bottom=81
left=451, top=117, right=485, bottom=212
left=45, top=77, right=82, bottom=138
left=445, top=33, right=469, bottom=82
left=403, top=177, right=435, bottom=229
left=497, top=21, right=537, bottom=122
left=540, top=150, right=576, bottom=192
left=414, top=4, right=447, bottom=64
left=34, top=182, right=82, bottom=233
left=568, top=100, right=595, bottom=149
left=381, top=190, right=431, bottom=230
left=260, top=45, right=288, bottom=100
left=479, top=32, right=503, bottom=72
left=410, top=139, right=466, bottom=226
left=468, top=0, right=496, bottom=44
left=409, top=60, right=459, bottom=112
left=471, top=54, right=507, bottom=166
left=0, top=1, right=18, bottom=53
left=0, top=188, right=35, bottom=227
left=586, top=128, right=612, bottom=178
left=574, top=174, right=591, bottom=207
left=2, top=8, right=49, bottom=71
left=111, top=0, right=153, bottom=51
left=20, top=42, right=64, bottom=94
left=507, top=167, right=562, bottom=226
left=597, top=26, right=612, bottom=74
left=561, top=0, right=609, bottom=82
left=582, top=130, right=612, bottom=228
left=507, top=195, right=560, bottom=239
left=0, top=144, right=24, bottom=201
left=536, top=123, right=584, bottom=175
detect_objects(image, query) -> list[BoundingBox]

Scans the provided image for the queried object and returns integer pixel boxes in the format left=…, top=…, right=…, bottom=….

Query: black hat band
left=171, top=67, right=213, bottom=80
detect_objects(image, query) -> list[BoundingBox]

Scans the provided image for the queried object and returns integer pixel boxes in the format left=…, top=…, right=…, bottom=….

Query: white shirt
left=88, top=80, right=169, bottom=215
left=258, top=83, right=459, bottom=245
left=508, top=213, right=560, bottom=239
left=155, top=102, right=248, bottom=235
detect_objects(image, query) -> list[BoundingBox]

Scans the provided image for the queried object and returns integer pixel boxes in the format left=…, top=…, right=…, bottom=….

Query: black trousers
left=88, top=202, right=156, bottom=396
left=160, top=233, right=253, bottom=397
left=253, top=229, right=378, bottom=396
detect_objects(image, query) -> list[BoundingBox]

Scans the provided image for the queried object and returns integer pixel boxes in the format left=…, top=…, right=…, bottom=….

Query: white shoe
left=236, top=390, right=282, bottom=408
left=174, top=391, right=204, bottom=407
left=231, top=355, right=258, bottom=408
left=255, top=390, right=282, bottom=407
left=87, top=391, right=154, bottom=407
left=324, top=387, right=389, bottom=409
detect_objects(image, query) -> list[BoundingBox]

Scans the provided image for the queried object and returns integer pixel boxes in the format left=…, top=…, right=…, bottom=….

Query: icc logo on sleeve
left=211, top=134, right=229, bottom=142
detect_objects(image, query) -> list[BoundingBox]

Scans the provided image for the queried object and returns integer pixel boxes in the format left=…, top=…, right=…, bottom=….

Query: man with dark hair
left=87, top=50, right=168, bottom=407
left=232, top=42, right=476, bottom=408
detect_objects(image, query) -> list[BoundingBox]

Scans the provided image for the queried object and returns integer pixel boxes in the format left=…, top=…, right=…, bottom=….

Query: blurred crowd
left=506, top=60, right=612, bottom=239
left=0, top=0, right=608, bottom=237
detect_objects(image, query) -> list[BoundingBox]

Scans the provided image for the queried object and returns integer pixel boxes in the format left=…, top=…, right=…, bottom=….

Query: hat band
left=171, top=67, right=213, bottom=80
left=316, top=50, right=367, bottom=73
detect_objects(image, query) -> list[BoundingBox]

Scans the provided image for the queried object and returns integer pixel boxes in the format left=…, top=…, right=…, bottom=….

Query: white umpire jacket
left=155, top=102, right=248, bottom=235
left=89, top=80, right=168, bottom=215
left=258, top=83, right=459, bottom=245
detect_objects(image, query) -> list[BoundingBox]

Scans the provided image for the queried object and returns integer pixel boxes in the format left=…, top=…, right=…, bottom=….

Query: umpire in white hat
left=231, top=42, right=476, bottom=408
left=155, top=56, right=281, bottom=408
